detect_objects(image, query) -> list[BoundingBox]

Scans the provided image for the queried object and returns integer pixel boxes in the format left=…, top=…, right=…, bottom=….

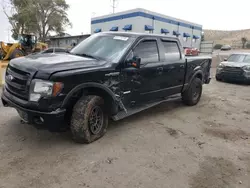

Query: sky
left=0, top=0, right=250, bottom=42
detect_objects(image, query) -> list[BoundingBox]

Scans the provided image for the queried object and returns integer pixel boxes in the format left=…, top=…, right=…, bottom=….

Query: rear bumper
left=1, top=87, right=66, bottom=131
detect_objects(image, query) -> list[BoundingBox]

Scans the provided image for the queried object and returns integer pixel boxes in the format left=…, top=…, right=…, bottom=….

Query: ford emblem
left=7, top=75, right=14, bottom=81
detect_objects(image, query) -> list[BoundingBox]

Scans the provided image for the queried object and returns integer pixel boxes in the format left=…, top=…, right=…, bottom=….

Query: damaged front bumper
left=1, top=88, right=66, bottom=131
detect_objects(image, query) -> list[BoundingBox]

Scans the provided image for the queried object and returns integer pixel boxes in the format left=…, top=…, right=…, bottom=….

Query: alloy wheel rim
left=89, top=106, right=104, bottom=135
left=193, top=84, right=201, bottom=101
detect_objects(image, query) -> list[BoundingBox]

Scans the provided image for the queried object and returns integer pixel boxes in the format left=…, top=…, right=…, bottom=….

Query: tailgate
left=202, top=59, right=212, bottom=84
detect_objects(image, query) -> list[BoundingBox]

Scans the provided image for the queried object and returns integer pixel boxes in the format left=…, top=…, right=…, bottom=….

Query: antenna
left=111, top=0, right=118, bottom=14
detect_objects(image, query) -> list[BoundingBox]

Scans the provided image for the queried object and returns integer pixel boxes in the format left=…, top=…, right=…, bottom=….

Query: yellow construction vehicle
left=0, top=34, right=48, bottom=61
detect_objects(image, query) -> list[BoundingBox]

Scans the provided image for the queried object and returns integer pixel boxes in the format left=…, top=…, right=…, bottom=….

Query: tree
left=2, top=0, right=31, bottom=39
left=241, top=37, right=247, bottom=49
left=3, top=0, right=71, bottom=42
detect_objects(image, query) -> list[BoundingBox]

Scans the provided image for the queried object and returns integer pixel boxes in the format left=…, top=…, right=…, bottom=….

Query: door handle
left=157, top=67, right=163, bottom=75
left=180, top=65, right=185, bottom=68
left=157, top=67, right=163, bottom=71
left=168, top=66, right=175, bottom=69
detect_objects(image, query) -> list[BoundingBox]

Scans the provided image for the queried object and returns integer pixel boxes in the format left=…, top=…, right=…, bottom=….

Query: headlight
left=34, top=81, right=53, bottom=95
left=242, top=65, right=250, bottom=71
left=29, top=80, right=63, bottom=102
left=218, top=63, right=225, bottom=68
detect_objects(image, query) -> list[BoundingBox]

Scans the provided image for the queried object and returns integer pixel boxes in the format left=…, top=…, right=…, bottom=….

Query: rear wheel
left=10, top=49, right=24, bottom=60
left=182, top=77, right=202, bottom=106
left=70, top=95, right=108, bottom=144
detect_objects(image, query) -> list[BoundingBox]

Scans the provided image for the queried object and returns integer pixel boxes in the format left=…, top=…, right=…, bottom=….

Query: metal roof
left=91, top=8, right=202, bottom=31
left=98, top=31, right=179, bottom=39
left=48, top=34, right=90, bottom=40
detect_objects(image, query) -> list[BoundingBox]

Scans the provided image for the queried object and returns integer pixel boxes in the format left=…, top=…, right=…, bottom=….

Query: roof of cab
left=97, top=31, right=178, bottom=39
left=230, top=52, right=250, bottom=55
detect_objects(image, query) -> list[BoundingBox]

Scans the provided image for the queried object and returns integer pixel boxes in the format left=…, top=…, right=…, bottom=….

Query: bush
left=246, top=43, right=250, bottom=49
left=214, top=44, right=223, bottom=49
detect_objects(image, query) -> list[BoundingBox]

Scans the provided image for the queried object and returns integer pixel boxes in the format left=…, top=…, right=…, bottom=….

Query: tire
left=216, top=75, right=222, bottom=81
left=10, top=49, right=24, bottom=60
left=70, top=95, right=108, bottom=144
left=182, top=77, right=202, bottom=106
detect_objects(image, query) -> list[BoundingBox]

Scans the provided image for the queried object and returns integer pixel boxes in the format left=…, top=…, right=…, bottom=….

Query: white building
left=91, top=8, right=202, bottom=49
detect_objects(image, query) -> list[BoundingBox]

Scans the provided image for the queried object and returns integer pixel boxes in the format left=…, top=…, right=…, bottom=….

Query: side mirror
left=126, top=56, right=141, bottom=68
left=224, top=58, right=227, bottom=61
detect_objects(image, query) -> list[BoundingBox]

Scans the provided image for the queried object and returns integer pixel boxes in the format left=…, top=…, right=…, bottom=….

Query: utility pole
left=111, top=0, right=117, bottom=14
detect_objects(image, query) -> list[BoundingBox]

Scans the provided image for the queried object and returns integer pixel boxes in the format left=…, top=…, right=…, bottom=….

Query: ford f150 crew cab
left=1, top=32, right=212, bottom=143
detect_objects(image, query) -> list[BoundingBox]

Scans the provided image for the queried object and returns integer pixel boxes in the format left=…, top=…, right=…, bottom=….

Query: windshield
left=18, top=35, right=36, bottom=45
left=227, top=54, right=250, bottom=63
left=70, top=34, right=135, bottom=63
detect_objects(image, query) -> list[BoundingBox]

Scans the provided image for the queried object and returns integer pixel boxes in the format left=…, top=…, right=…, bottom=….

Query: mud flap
left=204, top=77, right=211, bottom=84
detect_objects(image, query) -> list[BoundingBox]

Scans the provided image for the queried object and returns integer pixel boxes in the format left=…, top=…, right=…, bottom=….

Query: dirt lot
left=0, top=69, right=250, bottom=188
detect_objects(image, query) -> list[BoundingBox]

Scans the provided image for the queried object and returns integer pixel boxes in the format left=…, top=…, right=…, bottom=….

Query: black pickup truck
left=1, top=32, right=211, bottom=143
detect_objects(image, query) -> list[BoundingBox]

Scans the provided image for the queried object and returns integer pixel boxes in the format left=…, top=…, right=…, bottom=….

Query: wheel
left=10, top=49, right=24, bottom=60
left=182, top=77, right=202, bottom=106
left=70, top=95, right=108, bottom=144
left=216, top=75, right=222, bottom=81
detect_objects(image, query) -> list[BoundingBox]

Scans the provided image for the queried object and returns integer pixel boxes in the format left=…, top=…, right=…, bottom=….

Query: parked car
left=41, top=47, right=69, bottom=53
left=221, top=45, right=231, bottom=51
left=216, top=53, right=250, bottom=83
left=1, top=32, right=212, bottom=143
left=184, top=47, right=200, bottom=56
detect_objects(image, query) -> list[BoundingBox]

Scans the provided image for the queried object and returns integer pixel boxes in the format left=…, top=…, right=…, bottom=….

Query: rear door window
left=161, top=40, right=181, bottom=61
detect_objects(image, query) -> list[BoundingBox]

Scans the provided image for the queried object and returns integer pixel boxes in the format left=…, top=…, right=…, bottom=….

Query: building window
left=94, top=28, right=102, bottom=33
left=144, top=25, right=154, bottom=34
left=193, top=35, right=200, bottom=42
left=123, top=24, right=132, bottom=31
left=110, top=26, right=118, bottom=31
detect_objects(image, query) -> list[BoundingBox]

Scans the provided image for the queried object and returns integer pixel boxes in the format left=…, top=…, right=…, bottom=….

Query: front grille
left=222, top=67, right=243, bottom=75
left=5, top=65, right=30, bottom=100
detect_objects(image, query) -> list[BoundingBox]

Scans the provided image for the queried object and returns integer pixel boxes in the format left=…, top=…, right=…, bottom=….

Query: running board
left=112, top=95, right=181, bottom=121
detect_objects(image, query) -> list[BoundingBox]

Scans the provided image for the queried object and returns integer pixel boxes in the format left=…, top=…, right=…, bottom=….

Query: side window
left=244, top=55, right=250, bottom=63
left=133, top=40, right=159, bottom=64
left=162, top=40, right=181, bottom=61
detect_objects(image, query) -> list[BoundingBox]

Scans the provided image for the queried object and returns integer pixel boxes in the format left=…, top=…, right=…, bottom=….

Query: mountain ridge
left=203, top=29, right=250, bottom=45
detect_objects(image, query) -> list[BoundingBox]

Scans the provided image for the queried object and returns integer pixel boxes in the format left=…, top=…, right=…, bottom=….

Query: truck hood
left=9, top=53, right=108, bottom=76
left=220, top=61, right=250, bottom=68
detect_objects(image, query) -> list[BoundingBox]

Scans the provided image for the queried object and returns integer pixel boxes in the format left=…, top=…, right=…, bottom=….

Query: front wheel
left=182, top=78, right=202, bottom=106
left=70, top=95, right=108, bottom=144
left=216, top=75, right=222, bottom=81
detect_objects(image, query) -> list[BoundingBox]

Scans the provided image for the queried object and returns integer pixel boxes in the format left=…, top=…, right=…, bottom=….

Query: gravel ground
left=0, top=69, right=250, bottom=188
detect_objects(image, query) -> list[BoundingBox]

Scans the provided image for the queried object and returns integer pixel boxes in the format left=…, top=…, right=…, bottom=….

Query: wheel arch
left=62, top=82, right=121, bottom=115
left=191, top=69, right=204, bottom=82
left=183, top=70, right=204, bottom=92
